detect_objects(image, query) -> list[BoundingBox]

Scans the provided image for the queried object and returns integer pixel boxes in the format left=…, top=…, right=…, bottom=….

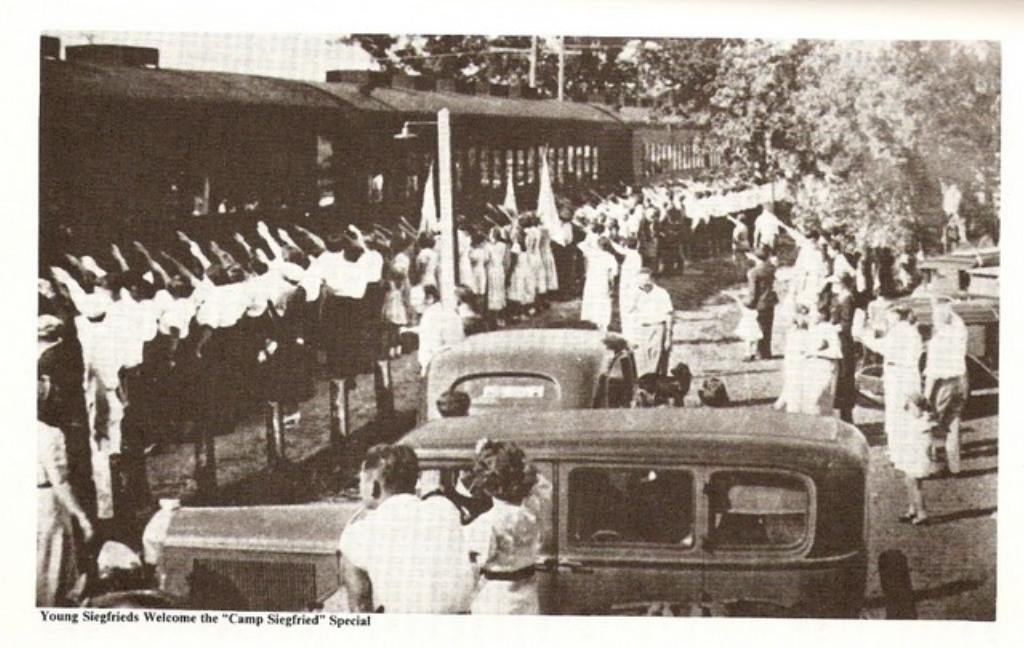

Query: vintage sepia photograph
left=23, top=1, right=1014, bottom=636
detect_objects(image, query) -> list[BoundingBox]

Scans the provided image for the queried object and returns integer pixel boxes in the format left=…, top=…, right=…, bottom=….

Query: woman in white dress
left=468, top=230, right=489, bottom=303
left=508, top=229, right=536, bottom=319
left=484, top=227, right=508, bottom=327
left=525, top=223, right=547, bottom=303
left=458, top=226, right=475, bottom=294
left=794, top=307, right=843, bottom=416
left=539, top=225, right=559, bottom=297
left=856, top=305, right=925, bottom=463
left=578, top=236, right=618, bottom=331
left=611, top=237, right=642, bottom=338
left=465, top=439, right=552, bottom=615
left=774, top=304, right=810, bottom=412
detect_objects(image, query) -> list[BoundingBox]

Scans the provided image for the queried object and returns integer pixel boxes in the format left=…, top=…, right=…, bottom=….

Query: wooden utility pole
left=437, top=108, right=457, bottom=309
left=529, top=36, right=538, bottom=88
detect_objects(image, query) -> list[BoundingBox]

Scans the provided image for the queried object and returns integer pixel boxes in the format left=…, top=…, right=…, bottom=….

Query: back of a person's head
left=423, top=284, right=441, bottom=304
left=472, top=440, right=537, bottom=505
left=362, top=444, right=420, bottom=495
left=437, top=390, right=471, bottom=418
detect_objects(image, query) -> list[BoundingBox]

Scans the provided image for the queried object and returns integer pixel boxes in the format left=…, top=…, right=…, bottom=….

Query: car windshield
left=568, top=467, right=695, bottom=548
left=706, top=471, right=810, bottom=549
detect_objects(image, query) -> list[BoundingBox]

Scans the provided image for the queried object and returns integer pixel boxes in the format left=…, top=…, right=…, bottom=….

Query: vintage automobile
left=135, top=408, right=870, bottom=618
left=418, top=328, right=638, bottom=422
left=914, top=247, right=998, bottom=297
left=856, top=294, right=999, bottom=405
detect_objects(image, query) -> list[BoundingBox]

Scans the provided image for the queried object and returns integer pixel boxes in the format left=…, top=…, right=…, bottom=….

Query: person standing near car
left=417, top=284, right=466, bottom=376
left=464, top=439, right=552, bottom=615
left=744, top=246, right=778, bottom=361
left=339, top=444, right=474, bottom=614
left=923, top=299, right=969, bottom=475
left=626, top=268, right=674, bottom=377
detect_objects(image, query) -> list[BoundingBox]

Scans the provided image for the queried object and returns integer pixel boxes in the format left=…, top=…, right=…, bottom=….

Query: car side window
left=706, top=471, right=810, bottom=549
left=567, top=467, right=694, bottom=548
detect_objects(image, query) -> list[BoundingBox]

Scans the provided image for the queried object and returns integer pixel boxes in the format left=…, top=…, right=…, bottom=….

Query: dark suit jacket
left=745, top=260, right=778, bottom=311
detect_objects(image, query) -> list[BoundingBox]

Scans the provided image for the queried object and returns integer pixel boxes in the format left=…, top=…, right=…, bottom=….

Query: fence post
left=265, top=402, right=285, bottom=467
left=329, top=378, right=350, bottom=449
left=374, top=359, right=395, bottom=425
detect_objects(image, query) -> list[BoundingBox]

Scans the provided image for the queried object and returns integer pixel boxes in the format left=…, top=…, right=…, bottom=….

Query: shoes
left=898, top=511, right=929, bottom=525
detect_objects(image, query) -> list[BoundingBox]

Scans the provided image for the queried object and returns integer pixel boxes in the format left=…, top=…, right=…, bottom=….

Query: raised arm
left=110, top=244, right=131, bottom=273
left=49, top=266, right=94, bottom=317
left=133, top=241, right=172, bottom=286
left=159, top=250, right=201, bottom=287
left=292, top=225, right=327, bottom=255
left=177, top=231, right=213, bottom=271
left=256, top=221, right=285, bottom=259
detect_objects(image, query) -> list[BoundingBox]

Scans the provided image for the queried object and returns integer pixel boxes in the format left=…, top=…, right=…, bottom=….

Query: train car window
left=526, top=148, right=535, bottom=184
left=493, top=150, right=503, bottom=188
left=516, top=150, right=526, bottom=184
left=367, top=174, right=384, bottom=203
left=706, top=471, right=810, bottom=549
left=568, top=467, right=695, bottom=548
left=568, top=147, right=577, bottom=180
left=592, top=147, right=600, bottom=180
left=455, top=154, right=463, bottom=192
left=479, top=147, right=490, bottom=187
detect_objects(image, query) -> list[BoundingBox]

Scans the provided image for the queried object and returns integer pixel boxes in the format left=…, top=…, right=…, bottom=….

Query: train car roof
left=41, top=59, right=340, bottom=109
left=42, top=59, right=628, bottom=126
left=308, top=81, right=626, bottom=125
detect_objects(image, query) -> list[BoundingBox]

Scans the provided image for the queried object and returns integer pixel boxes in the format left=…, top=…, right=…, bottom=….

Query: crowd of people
left=37, top=167, right=973, bottom=607
left=761, top=219, right=970, bottom=526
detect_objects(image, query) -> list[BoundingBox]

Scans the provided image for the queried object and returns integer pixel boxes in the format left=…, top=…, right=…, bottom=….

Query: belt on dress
left=481, top=566, right=536, bottom=581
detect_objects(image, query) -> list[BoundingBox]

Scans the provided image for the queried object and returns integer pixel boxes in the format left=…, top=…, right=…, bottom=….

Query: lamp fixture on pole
left=392, top=110, right=457, bottom=309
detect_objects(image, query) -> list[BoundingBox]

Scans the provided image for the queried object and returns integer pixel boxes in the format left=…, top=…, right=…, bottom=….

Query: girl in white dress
left=578, top=237, right=618, bottom=331
left=508, top=229, right=536, bottom=319
left=484, top=227, right=508, bottom=327
left=774, top=304, right=809, bottom=412
left=856, top=305, right=925, bottom=476
left=896, top=394, right=939, bottom=524
left=795, top=307, right=843, bottom=416
left=612, top=237, right=643, bottom=338
left=465, top=439, right=552, bottom=615
left=468, top=230, right=488, bottom=302
left=539, top=225, right=559, bottom=296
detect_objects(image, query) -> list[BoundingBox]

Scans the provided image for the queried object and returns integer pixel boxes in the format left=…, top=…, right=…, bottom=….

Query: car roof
left=406, top=408, right=866, bottom=467
left=425, top=329, right=624, bottom=402
left=919, top=247, right=999, bottom=269
left=896, top=295, right=1000, bottom=326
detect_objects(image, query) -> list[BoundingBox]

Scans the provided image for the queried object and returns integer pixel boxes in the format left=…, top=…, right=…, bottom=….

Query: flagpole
left=437, top=108, right=457, bottom=309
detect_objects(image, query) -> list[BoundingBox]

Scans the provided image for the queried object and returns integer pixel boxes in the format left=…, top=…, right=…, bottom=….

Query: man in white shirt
left=627, top=268, right=675, bottom=376
left=754, top=204, right=782, bottom=253
left=417, top=285, right=466, bottom=376
left=924, top=300, right=969, bottom=474
left=339, top=444, right=474, bottom=614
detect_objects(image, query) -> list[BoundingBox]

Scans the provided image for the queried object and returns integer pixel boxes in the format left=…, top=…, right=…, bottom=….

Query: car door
left=549, top=461, right=702, bottom=615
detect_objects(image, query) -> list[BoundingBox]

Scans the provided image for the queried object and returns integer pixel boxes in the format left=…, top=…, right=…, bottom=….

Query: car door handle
left=534, top=558, right=558, bottom=573
left=557, top=559, right=593, bottom=574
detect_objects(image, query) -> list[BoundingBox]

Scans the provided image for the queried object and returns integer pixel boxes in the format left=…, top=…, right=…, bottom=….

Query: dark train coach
left=40, top=38, right=719, bottom=252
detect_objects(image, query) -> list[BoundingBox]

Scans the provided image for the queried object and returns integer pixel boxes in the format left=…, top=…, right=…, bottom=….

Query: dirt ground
left=143, top=251, right=998, bottom=620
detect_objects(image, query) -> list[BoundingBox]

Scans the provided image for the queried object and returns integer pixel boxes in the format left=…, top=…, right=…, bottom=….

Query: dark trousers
left=756, top=307, right=775, bottom=359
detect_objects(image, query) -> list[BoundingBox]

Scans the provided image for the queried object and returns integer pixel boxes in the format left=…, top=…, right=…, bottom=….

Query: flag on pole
left=503, top=165, right=518, bottom=215
left=419, top=162, right=439, bottom=234
left=537, top=147, right=565, bottom=245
